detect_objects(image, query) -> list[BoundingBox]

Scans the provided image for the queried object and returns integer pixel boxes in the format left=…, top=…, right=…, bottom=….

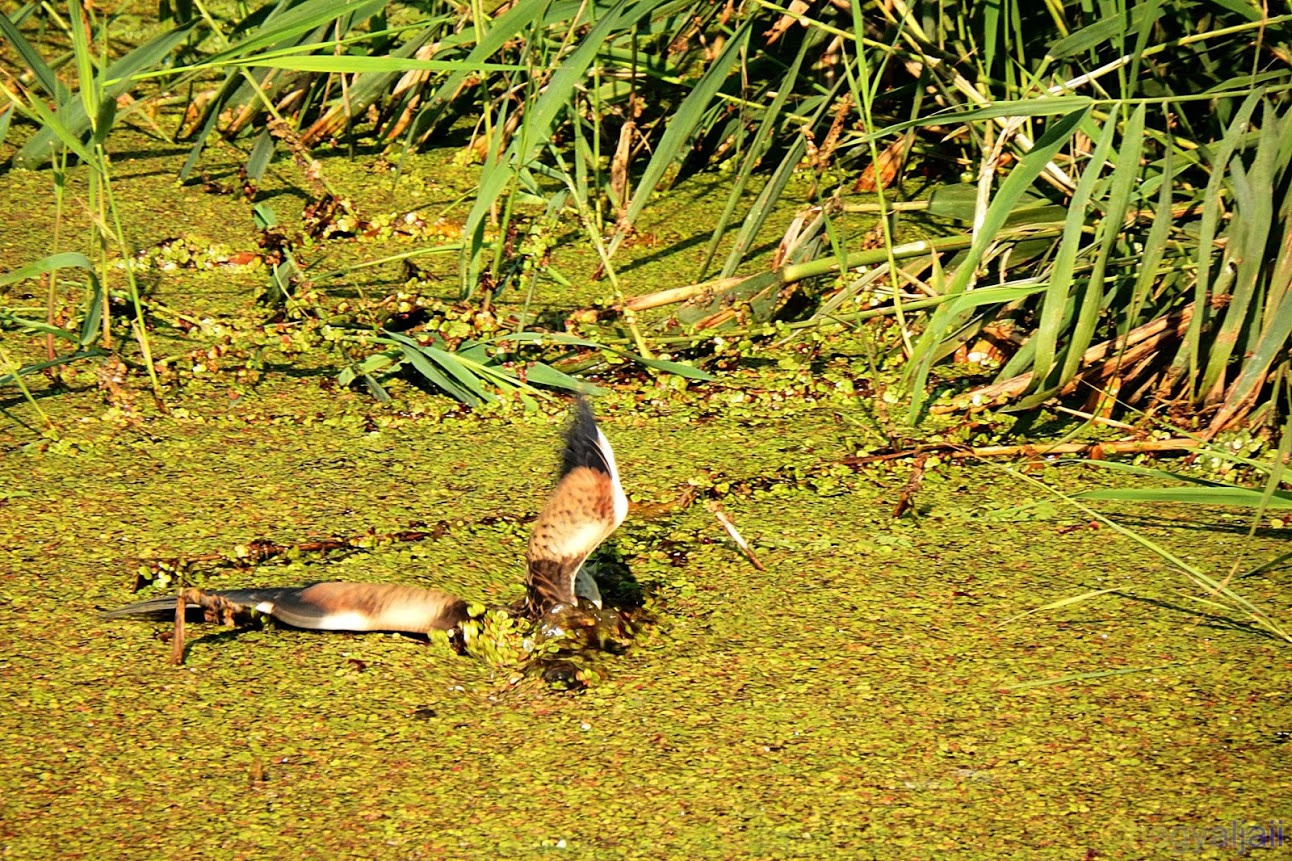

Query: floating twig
left=137, top=522, right=460, bottom=584
left=630, top=486, right=699, bottom=519
left=706, top=500, right=765, bottom=571
left=842, top=437, right=1200, bottom=466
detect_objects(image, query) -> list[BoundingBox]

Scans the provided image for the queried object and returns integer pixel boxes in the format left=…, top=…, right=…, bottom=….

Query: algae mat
left=0, top=387, right=1288, bottom=860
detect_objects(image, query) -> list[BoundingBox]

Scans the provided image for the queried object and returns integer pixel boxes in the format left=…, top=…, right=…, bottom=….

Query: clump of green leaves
left=455, top=601, right=636, bottom=689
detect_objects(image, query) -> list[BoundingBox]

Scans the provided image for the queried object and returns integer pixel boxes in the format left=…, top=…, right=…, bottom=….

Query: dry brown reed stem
left=934, top=304, right=1195, bottom=413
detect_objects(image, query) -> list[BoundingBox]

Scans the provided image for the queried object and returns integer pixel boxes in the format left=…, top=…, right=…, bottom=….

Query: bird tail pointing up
left=562, top=398, right=617, bottom=478
left=524, top=399, right=628, bottom=616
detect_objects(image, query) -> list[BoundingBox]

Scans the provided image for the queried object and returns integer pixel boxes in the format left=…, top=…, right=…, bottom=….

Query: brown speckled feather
left=525, top=467, right=620, bottom=613
left=524, top=400, right=627, bottom=615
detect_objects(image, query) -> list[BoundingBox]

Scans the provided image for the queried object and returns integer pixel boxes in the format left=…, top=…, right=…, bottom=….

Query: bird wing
left=524, top=401, right=628, bottom=615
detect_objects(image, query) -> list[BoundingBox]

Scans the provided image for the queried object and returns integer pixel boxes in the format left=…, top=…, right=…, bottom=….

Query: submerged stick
left=168, top=588, right=250, bottom=666
left=169, top=593, right=186, bottom=666
left=892, top=453, right=927, bottom=518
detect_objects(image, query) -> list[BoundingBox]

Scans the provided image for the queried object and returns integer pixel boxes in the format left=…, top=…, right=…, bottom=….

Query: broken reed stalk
left=840, top=438, right=1202, bottom=466
left=935, top=304, right=1195, bottom=413
left=620, top=279, right=744, bottom=312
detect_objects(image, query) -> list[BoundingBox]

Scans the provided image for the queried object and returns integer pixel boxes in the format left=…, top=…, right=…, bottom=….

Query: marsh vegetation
left=1, top=1, right=1289, bottom=857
